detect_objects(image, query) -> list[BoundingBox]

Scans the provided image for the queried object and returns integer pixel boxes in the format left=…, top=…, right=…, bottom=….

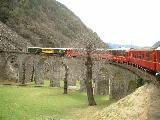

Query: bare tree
left=85, top=43, right=96, bottom=106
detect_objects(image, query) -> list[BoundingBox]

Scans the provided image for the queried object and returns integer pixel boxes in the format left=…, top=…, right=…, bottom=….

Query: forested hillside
left=0, top=0, right=106, bottom=49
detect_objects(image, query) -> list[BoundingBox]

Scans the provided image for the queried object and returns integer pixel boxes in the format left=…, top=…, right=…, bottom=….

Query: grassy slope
left=0, top=81, right=111, bottom=120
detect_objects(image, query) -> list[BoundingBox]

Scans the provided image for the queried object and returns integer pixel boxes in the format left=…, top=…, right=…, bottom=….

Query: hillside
left=0, top=0, right=106, bottom=49
left=152, top=41, right=160, bottom=48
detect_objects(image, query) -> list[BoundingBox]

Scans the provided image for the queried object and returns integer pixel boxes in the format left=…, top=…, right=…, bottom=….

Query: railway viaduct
left=0, top=50, right=158, bottom=100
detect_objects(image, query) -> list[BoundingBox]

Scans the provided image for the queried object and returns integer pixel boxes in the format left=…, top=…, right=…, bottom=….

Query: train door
left=145, top=51, right=154, bottom=71
left=130, top=51, right=135, bottom=63
left=156, top=50, right=160, bottom=72
left=150, top=51, right=156, bottom=71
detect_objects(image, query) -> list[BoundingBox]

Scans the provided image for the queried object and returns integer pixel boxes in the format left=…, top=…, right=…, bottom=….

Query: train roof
left=104, top=48, right=130, bottom=51
left=42, top=48, right=68, bottom=50
left=27, top=47, right=86, bottom=50
left=129, top=48, right=153, bottom=51
left=41, top=48, right=86, bottom=50
left=112, top=47, right=130, bottom=50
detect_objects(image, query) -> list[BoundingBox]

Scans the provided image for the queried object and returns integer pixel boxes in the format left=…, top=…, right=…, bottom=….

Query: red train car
left=92, top=49, right=112, bottom=60
left=66, top=48, right=85, bottom=58
left=105, top=47, right=160, bottom=74
left=128, top=49, right=156, bottom=72
left=155, top=47, right=160, bottom=72
left=109, top=48, right=130, bottom=63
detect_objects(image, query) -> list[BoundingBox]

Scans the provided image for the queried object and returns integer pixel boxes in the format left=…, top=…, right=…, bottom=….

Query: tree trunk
left=85, top=52, right=96, bottom=106
left=63, top=64, right=69, bottom=94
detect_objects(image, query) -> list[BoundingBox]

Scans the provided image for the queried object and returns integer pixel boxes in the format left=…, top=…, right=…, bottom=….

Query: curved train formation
left=28, top=47, right=160, bottom=74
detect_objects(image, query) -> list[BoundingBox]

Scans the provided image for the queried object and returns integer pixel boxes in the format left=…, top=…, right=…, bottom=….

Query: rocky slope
left=0, top=0, right=106, bottom=49
left=0, top=21, right=31, bottom=51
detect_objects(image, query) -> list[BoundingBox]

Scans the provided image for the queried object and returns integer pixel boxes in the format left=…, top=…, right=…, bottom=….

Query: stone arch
left=33, top=56, right=48, bottom=85
left=49, top=57, right=64, bottom=87
left=66, top=58, right=85, bottom=86
left=91, top=61, right=108, bottom=94
left=101, top=63, right=139, bottom=99
left=17, top=55, right=34, bottom=84
left=0, top=52, right=7, bottom=80
left=4, top=54, right=19, bottom=81
left=86, top=60, right=141, bottom=99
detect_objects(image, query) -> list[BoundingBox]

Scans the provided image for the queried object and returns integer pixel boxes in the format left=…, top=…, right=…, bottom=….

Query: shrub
left=136, top=78, right=144, bottom=88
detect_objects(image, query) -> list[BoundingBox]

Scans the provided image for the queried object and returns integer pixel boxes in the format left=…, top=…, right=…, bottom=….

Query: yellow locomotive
left=27, top=47, right=67, bottom=56
left=41, top=48, right=54, bottom=54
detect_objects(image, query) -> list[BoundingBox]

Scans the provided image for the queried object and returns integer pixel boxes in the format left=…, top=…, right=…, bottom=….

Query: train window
left=133, top=54, right=135, bottom=58
left=120, top=50, right=124, bottom=56
left=135, top=53, right=137, bottom=58
left=116, top=50, right=119, bottom=55
left=136, top=53, right=138, bottom=58
left=137, top=52, right=141, bottom=58
left=142, top=54, right=144, bottom=59
left=117, top=51, right=120, bottom=56
left=150, top=52, right=152, bottom=61
left=134, top=53, right=137, bottom=58
left=143, top=52, right=146, bottom=59
left=140, top=52, right=144, bottom=59
left=123, top=50, right=125, bottom=56
left=158, top=53, right=160, bottom=62
left=120, top=50, right=122, bottom=56
left=112, top=50, right=116, bottom=55
left=138, top=52, right=141, bottom=59
left=141, top=53, right=144, bottom=59
left=143, top=53, right=146, bottom=60
left=115, top=50, right=117, bottom=55
left=146, top=52, right=149, bottom=60
left=125, top=52, right=128, bottom=57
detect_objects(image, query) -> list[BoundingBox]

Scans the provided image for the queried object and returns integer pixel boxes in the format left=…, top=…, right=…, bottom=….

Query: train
left=128, top=48, right=160, bottom=73
left=28, top=47, right=67, bottom=56
left=101, top=47, right=160, bottom=74
left=27, top=47, right=160, bottom=74
left=27, top=47, right=85, bottom=57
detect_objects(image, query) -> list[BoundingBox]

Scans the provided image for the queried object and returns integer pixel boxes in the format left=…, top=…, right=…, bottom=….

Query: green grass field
left=0, top=81, right=112, bottom=120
